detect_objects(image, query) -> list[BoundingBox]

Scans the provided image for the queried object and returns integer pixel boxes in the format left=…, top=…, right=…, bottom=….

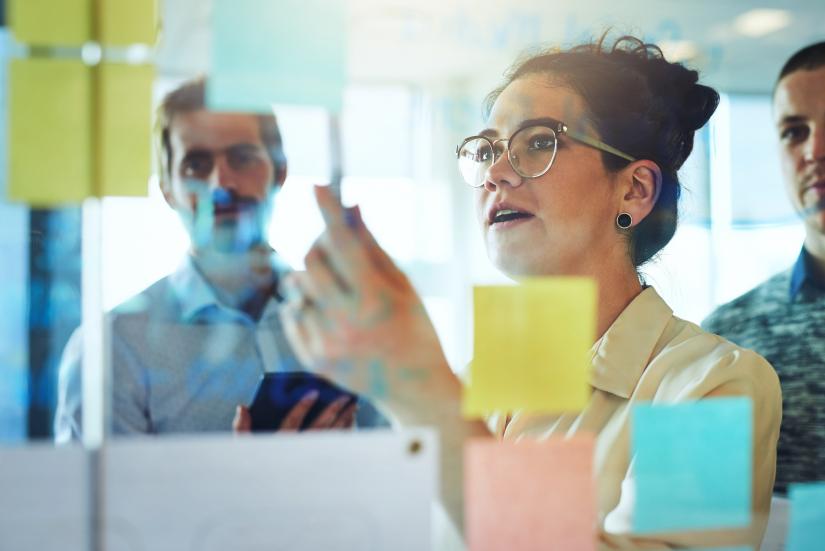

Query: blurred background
left=2, top=0, right=824, bottom=443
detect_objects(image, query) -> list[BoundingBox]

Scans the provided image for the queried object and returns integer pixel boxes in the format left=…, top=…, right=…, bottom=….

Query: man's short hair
left=155, top=78, right=285, bottom=186
left=776, top=41, right=825, bottom=88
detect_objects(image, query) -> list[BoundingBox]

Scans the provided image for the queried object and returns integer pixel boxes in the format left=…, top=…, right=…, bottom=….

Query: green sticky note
left=99, top=0, right=158, bottom=46
left=208, top=0, right=346, bottom=113
left=97, top=63, right=154, bottom=197
left=8, top=0, right=91, bottom=46
left=464, top=278, right=596, bottom=417
left=8, top=58, right=92, bottom=206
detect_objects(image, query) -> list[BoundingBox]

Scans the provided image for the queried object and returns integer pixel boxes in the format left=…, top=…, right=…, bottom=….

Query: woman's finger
left=278, top=390, right=319, bottom=431
left=281, top=272, right=318, bottom=309
left=304, top=243, right=349, bottom=301
left=349, top=205, right=408, bottom=288
left=313, top=185, right=372, bottom=287
left=280, top=301, right=317, bottom=368
left=306, top=395, right=352, bottom=430
left=314, top=183, right=353, bottom=233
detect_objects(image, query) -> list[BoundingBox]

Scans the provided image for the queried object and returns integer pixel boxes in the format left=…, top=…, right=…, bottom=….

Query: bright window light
left=733, top=9, right=792, bottom=38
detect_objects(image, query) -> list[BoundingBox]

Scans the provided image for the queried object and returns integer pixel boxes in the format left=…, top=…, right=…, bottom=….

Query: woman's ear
left=618, top=160, right=662, bottom=227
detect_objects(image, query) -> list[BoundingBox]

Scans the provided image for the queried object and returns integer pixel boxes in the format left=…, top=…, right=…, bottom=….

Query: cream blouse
left=487, top=287, right=782, bottom=550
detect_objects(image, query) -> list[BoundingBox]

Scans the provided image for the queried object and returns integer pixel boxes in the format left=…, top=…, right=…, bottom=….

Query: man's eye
left=228, top=148, right=266, bottom=170
left=181, top=156, right=212, bottom=177
left=780, top=125, right=809, bottom=143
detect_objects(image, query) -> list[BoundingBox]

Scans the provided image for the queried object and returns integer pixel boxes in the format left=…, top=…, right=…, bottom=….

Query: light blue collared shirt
left=55, top=255, right=386, bottom=442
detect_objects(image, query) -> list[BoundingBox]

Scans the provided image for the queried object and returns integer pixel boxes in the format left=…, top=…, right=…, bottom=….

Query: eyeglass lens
left=457, top=126, right=558, bottom=187
left=180, top=144, right=270, bottom=181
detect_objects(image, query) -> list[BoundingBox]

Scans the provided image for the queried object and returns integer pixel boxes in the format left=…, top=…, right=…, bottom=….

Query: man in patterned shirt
left=703, top=42, right=825, bottom=494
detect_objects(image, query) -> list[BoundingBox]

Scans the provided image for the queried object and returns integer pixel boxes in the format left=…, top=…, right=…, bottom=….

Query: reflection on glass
left=53, top=79, right=387, bottom=442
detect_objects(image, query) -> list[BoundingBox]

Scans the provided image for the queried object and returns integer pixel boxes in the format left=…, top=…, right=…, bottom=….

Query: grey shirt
left=702, top=247, right=825, bottom=494
left=55, top=255, right=386, bottom=441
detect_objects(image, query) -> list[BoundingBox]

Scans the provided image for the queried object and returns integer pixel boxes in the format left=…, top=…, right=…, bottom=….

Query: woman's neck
left=592, top=261, right=644, bottom=340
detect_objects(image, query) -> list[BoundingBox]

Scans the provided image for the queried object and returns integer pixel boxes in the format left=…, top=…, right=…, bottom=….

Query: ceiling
left=156, top=0, right=825, bottom=95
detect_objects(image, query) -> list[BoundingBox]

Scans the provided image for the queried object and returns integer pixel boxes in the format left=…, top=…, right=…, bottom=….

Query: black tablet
left=248, top=372, right=357, bottom=431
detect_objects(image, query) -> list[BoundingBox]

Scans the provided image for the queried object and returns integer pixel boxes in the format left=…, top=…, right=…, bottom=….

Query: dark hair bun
left=616, top=44, right=719, bottom=133
left=681, top=83, right=720, bottom=131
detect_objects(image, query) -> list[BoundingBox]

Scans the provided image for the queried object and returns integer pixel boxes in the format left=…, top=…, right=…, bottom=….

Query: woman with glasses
left=279, top=35, right=781, bottom=549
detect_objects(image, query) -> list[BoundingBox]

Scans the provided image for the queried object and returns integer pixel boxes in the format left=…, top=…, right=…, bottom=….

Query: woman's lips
left=489, top=214, right=535, bottom=230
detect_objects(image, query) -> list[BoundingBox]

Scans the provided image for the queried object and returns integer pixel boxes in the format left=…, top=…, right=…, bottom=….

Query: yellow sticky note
left=8, top=0, right=91, bottom=46
left=464, top=278, right=596, bottom=417
left=99, top=0, right=158, bottom=46
left=9, top=58, right=92, bottom=206
left=97, top=63, right=154, bottom=197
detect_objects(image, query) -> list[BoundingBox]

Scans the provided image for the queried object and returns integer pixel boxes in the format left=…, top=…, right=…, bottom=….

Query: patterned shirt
left=703, top=247, right=825, bottom=495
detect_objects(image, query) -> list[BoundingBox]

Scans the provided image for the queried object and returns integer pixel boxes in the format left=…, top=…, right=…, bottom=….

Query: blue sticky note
left=787, top=482, right=825, bottom=551
left=208, top=0, right=346, bottom=113
left=632, top=397, right=752, bottom=533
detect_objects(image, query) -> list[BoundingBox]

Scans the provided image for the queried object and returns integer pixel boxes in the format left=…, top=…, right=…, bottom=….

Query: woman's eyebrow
left=478, top=117, right=563, bottom=138
left=515, top=117, right=562, bottom=130
left=777, top=114, right=808, bottom=127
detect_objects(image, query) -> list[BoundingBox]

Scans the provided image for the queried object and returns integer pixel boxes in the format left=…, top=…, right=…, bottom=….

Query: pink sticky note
left=465, top=436, right=597, bottom=551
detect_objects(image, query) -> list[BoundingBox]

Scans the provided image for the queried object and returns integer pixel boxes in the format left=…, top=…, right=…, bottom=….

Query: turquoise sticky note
left=632, top=397, right=752, bottom=533
left=787, top=482, right=825, bottom=551
left=208, top=0, right=346, bottom=113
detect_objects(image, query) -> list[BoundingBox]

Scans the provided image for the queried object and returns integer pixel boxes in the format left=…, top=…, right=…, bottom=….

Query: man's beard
left=798, top=194, right=825, bottom=220
left=186, top=188, right=273, bottom=254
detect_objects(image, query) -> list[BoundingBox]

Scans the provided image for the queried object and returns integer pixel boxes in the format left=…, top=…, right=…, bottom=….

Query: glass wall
left=2, top=1, right=824, bottom=550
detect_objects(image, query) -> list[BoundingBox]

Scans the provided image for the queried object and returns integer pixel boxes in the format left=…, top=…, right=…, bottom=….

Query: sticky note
left=632, top=397, right=752, bottom=533
left=97, top=62, right=154, bottom=197
left=208, top=0, right=346, bottom=113
left=786, top=482, right=825, bottom=551
left=0, top=30, right=8, bottom=198
left=8, top=58, right=92, bottom=205
left=465, top=436, right=597, bottom=551
left=98, top=0, right=157, bottom=46
left=463, top=278, right=595, bottom=417
left=8, top=0, right=91, bottom=46
left=106, top=430, right=436, bottom=550
left=0, top=444, right=88, bottom=549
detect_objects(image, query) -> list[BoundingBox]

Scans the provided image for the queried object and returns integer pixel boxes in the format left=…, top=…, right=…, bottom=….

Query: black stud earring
left=616, top=213, right=633, bottom=229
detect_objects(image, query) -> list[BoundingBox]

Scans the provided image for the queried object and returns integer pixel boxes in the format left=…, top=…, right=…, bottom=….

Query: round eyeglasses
left=455, top=118, right=637, bottom=188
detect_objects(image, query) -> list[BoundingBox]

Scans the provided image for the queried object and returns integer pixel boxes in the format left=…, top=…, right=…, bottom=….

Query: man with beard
left=55, top=78, right=384, bottom=439
left=703, top=42, right=825, bottom=494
